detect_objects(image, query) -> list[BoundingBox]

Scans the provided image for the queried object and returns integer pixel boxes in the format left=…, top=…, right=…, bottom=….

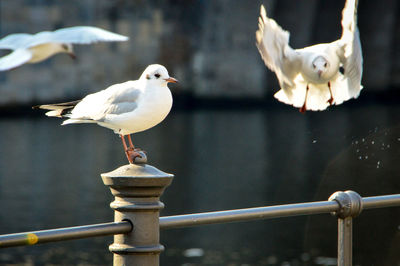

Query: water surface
left=0, top=102, right=399, bottom=265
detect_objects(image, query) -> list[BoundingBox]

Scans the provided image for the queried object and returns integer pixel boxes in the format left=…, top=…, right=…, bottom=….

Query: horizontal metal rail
left=2, top=194, right=400, bottom=248
left=160, top=194, right=400, bottom=229
left=362, top=194, right=400, bottom=209
left=0, top=221, right=132, bottom=248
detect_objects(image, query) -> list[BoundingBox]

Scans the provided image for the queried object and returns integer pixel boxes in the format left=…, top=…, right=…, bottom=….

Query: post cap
left=101, top=164, right=174, bottom=198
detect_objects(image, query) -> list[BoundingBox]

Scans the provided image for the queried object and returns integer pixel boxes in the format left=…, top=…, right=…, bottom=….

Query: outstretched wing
left=0, top=33, right=35, bottom=50
left=29, top=26, right=129, bottom=47
left=255, top=4, right=301, bottom=98
left=337, top=0, right=363, bottom=100
left=0, top=49, right=33, bottom=71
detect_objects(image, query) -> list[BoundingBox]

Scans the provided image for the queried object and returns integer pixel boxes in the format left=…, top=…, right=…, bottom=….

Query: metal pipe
left=362, top=194, right=400, bottom=209
left=0, top=221, right=132, bottom=248
left=160, top=193, right=400, bottom=230
left=337, top=217, right=353, bottom=266
left=160, top=201, right=339, bottom=229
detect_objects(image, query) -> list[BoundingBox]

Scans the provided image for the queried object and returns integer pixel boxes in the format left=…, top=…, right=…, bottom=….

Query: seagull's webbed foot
left=125, top=148, right=143, bottom=164
left=120, top=134, right=144, bottom=164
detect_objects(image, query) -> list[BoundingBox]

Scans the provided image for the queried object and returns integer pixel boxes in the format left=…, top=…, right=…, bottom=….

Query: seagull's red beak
left=164, top=77, right=178, bottom=83
left=68, top=52, right=77, bottom=60
left=318, top=70, right=322, bottom=78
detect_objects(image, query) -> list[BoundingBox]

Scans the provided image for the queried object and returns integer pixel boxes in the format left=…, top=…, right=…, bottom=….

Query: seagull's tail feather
left=33, top=100, right=81, bottom=118
left=62, top=119, right=97, bottom=125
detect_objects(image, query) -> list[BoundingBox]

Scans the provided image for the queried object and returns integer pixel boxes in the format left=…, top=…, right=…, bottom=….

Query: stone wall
left=0, top=0, right=398, bottom=106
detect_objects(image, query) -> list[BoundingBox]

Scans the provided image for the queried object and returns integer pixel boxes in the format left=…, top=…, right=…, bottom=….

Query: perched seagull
left=35, top=64, right=177, bottom=164
left=0, top=26, right=129, bottom=71
left=256, top=0, right=362, bottom=112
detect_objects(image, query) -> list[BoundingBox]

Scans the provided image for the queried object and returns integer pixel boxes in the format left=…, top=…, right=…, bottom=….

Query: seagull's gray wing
left=256, top=5, right=302, bottom=96
left=337, top=0, right=363, bottom=99
left=0, top=49, right=33, bottom=71
left=29, top=26, right=129, bottom=47
left=66, top=81, right=142, bottom=123
left=0, top=33, right=35, bottom=49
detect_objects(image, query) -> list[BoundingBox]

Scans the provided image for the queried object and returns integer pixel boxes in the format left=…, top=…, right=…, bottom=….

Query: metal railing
left=1, top=162, right=400, bottom=266
left=0, top=221, right=132, bottom=248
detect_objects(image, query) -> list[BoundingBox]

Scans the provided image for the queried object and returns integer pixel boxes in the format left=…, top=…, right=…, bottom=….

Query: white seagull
left=0, top=26, right=129, bottom=71
left=35, top=64, right=177, bottom=164
left=256, top=0, right=362, bottom=112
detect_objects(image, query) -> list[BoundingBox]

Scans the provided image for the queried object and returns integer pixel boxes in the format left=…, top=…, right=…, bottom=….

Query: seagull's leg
left=127, top=134, right=135, bottom=149
left=127, top=134, right=146, bottom=154
left=120, top=135, right=134, bottom=164
left=299, top=85, right=309, bottom=113
left=327, top=81, right=334, bottom=105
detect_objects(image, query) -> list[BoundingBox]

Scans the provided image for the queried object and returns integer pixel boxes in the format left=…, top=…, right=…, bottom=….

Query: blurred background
left=0, top=0, right=399, bottom=265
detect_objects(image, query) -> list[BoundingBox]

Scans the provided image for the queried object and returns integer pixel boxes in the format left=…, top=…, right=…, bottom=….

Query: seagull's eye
left=312, top=64, right=316, bottom=69
left=154, top=73, right=160, bottom=78
left=324, top=63, right=327, bottom=67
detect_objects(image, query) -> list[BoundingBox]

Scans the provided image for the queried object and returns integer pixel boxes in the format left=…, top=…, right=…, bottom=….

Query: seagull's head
left=311, top=56, right=329, bottom=79
left=61, top=43, right=76, bottom=59
left=141, top=64, right=178, bottom=85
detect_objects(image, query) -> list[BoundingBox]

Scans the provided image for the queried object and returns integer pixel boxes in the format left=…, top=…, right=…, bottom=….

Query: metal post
left=101, top=153, right=174, bottom=266
left=329, top=191, right=363, bottom=266
left=338, top=217, right=353, bottom=266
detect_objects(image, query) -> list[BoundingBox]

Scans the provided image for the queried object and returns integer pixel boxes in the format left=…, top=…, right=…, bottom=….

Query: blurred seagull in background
left=0, top=26, right=128, bottom=71
left=35, top=64, right=177, bottom=164
left=256, top=0, right=362, bottom=112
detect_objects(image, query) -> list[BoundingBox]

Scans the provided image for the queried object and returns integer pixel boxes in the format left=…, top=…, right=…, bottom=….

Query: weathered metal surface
left=329, top=191, right=363, bottom=266
left=102, top=163, right=173, bottom=266
left=329, top=190, right=363, bottom=219
left=0, top=221, right=131, bottom=248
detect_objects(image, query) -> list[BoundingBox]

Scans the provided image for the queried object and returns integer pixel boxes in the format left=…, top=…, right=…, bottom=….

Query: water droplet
left=312, top=140, right=317, bottom=144
left=365, top=155, right=368, bottom=159
left=371, top=141, right=375, bottom=145
left=387, top=144, right=391, bottom=148
left=358, top=156, right=362, bottom=160
left=362, top=138, right=365, bottom=142
left=356, top=149, right=359, bottom=153
left=355, top=140, right=359, bottom=144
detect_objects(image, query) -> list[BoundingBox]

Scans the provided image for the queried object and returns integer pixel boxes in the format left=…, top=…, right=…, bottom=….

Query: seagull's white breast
left=105, top=84, right=173, bottom=135
left=28, top=43, right=64, bottom=63
left=299, top=44, right=341, bottom=84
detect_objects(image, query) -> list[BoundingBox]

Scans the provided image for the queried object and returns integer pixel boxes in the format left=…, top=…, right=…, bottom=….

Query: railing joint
left=328, top=190, right=363, bottom=219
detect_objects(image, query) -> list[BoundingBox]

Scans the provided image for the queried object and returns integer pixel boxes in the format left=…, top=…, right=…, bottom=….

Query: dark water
left=0, top=101, right=399, bottom=265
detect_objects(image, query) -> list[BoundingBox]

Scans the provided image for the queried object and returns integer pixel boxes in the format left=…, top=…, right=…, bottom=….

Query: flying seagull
left=35, top=64, right=177, bottom=164
left=0, top=26, right=129, bottom=71
left=256, top=0, right=362, bottom=112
